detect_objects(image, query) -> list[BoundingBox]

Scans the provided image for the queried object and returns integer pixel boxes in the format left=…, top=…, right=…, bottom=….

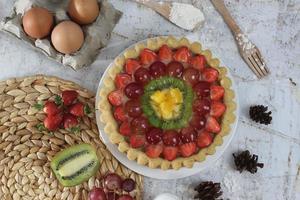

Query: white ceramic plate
left=95, top=37, right=239, bottom=180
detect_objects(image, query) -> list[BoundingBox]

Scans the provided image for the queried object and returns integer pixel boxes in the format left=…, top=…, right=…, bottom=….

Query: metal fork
left=211, top=0, right=269, bottom=78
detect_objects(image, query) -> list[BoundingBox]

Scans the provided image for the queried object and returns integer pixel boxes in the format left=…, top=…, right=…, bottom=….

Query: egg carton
left=0, top=0, right=122, bottom=70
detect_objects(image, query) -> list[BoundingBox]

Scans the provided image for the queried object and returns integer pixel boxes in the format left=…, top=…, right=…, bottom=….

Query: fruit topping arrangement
left=107, top=44, right=227, bottom=161
left=35, top=90, right=91, bottom=133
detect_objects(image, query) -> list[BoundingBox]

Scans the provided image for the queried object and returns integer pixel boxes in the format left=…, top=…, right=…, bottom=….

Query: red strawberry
left=163, top=146, right=178, bottom=161
left=173, top=46, right=191, bottom=63
left=44, top=112, right=63, bottom=131
left=129, top=134, right=145, bottom=148
left=158, top=44, right=173, bottom=62
left=210, top=85, right=225, bottom=101
left=180, top=142, right=196, bottom=157
left=125, top=59, right=141, bottom=75
left=196, top=131, right=213, bottom=148
left=119, top=121, right=131, bottom=136
left=115, top=73, right=132, bottom=89
left=189, top=55, right=206, bottom=71
left=43, top=101, right=61, bottom=116
left=108, top=90, right=123, bottom=106
left=140, top=49, right=157, bottom=65
left=145, top=144, right=163, bottom=158
left=205, top=116, right=221, bottom=133
left=62, top=90, right=78, bottom=106
left=210, top=101, right=226, bottom=118
left=113, top=106, right=127, bottom=122
left=69, top=102, right=84, bottom=117
left=202, top=67, right=219, bottom=83
left=63, top=114, right=78, bottom=129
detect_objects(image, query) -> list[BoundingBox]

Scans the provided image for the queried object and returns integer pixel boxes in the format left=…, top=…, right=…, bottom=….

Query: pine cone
left=233, top=150, right=264, bottom=173
left=194, top=181, right=223, bottom=200
left=249, top=105, right=272, bottom=125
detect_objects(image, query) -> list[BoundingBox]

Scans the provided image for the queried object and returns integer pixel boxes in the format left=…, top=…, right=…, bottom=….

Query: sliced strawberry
left=44, top=112, right=63, bottom=131
left=63, top=113, right=79, bottom=129
left=163, top=146, right=178, bottom=161
left=189, top=55, right=206, bottom=71
left=119, top=121, right=131, bottom=136
left=62, top=90, right=78, bottom=106
left=140, top=48, right=158, bottom=65
left=108, top=90, right=123, bottom=106
left=205, top=116, right=221, bottom=133
left=113, top=106, right=127, bottom=122
left=210, top=85, right=225, bottom=101
left=158, top=44, right=173, bottom=62
left=202, top=67, right=219, bottom=83
left=197, top=131, right=213, bottom=148
left=145, top=144, right=163, bottom=158
left=43, top=101, right=61, bottom=116
left=129, top=134, right=146, bottom=148
left=180, top=142, right=196, bottom=157
left=125, top=59, right=141, bottom=75
left=173, top=46, right=191, bottom=63
left=210, top=101, right=226, bottom=118
left=69, top=102, right=84, bottom=117
left=115, top=73, right=132, bottom=89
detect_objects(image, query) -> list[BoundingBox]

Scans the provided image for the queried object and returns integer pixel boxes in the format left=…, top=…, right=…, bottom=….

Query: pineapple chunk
left=151, top=90, right=167, bottom=104
left=169, top=88, right=183, bottom=103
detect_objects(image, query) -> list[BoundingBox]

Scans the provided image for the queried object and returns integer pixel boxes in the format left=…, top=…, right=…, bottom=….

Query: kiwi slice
left=142, top=76, right=194, bottom=130
left=51, top=143, right=100, bottom=187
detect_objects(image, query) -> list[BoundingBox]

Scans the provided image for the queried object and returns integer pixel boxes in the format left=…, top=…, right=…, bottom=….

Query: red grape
left=146, top=128, right=163, bottom=144
left=183, top=67, right=200, bottom=86
left=193, top=81, right=211, bottom=97
left=190, top=114, right=206, bottom=130
left=149, top=61, right=166, bottom=78
left=88, top=188, right=107, bottom=200
left=122, top=178, right=136, bottom=192
left=124, top=83, right=143, bottom=99
left=131, top=116, right=150, bottom=134
left=163, top=130, right=180, bottom=146
left=107, top=192, right=119, bottom=200
left=125, top=99, right=142, bottom=117
left=134, top=67, right=151, bottom=85
left=193, top=99, right=211, bottom=115
left=180, top=127, right=197, bottom=143
left=104, top=173, right=122, bottom=191
left=166, top=61, right=184, bottom=78
left=117, top=195, right=133, bottom=200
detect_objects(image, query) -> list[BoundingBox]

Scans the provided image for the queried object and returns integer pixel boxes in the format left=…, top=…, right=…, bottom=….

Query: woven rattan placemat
left=0, top=75, right=143, bottom=200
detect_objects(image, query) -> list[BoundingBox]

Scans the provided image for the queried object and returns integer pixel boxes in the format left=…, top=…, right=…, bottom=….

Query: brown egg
left=51, top=21, right=84, bottom=54
left=22, top=7, right=54, bottom=39
left=68, top=0, right=100, bottom=25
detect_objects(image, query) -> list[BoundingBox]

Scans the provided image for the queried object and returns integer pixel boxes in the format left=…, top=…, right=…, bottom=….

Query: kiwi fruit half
left=50, top=143, right=100, bottom=187
left=142, top=76, right=194, bottom=130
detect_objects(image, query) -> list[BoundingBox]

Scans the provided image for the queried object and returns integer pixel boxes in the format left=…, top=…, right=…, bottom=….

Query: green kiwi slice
left=50, top=143, right=100, bottom=187
left=142, top=76, right=194, bottom=130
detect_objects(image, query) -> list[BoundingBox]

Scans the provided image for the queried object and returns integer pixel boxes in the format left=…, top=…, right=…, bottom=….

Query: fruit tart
left=98, top=36, right=236, bottom=170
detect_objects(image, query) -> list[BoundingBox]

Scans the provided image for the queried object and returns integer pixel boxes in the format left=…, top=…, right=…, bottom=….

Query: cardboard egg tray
left=0, top=0, right=122, bottom=70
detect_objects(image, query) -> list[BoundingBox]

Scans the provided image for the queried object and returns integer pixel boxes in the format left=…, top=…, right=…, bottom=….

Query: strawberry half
left=69, top=102, right=85, bottom=117
left=140, top=49, right=158, bottom=65
left=189, top=55, right=206, bottom=71
left=63, top=113, right=79, bottom=129
left=125, top=59, right=141, bottom=75
left=115, top=73, right=132, bottom=89
left=145, top=144, right=163, bottom=158
left=180, top=142, right=196, bottom=157
left=158, top=44, right=173, bottom=62
left=205, top=116, right=221, bottom=133
left=108, top=90, right=123, bottom=106
left=44, top=112, right=63, bottom=131
left=62, top=90, right=78, bottom=106
left=174, top=46, right=191, bottom=63
left=113, top=106, right=127, bottom=122
left=210, top=85, right=225, bottom=101
left=130, top=134, right=146, bottom=148
left=119, top=121, right=131, bottom=136
left=163, top=146, right=178, bottom=161
left=43, top=101, right=61, bottom=116
left=202, top=67, right=219, bottom=83
left=197, top=131, right=213, bottom=148
left=210, top=101, right=226, bottom=118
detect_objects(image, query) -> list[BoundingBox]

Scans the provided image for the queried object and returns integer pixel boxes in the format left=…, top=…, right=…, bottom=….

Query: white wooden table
left=0, top=0, right=299, bottom=199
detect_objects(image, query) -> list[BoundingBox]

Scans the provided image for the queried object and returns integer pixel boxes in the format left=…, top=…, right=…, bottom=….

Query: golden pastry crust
left=98, top=36, right=237, bottom=170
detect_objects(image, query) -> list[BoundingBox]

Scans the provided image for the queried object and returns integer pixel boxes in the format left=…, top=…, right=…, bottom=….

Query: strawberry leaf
left=54, top=95, right=62, bottom=106
left=70, top=126, right=81, bottom=134
left=84, top=105, right=91, bottom=115
left=33, top=102, right=44, bottom=110
left=36, top=123, right=46, bottom=131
